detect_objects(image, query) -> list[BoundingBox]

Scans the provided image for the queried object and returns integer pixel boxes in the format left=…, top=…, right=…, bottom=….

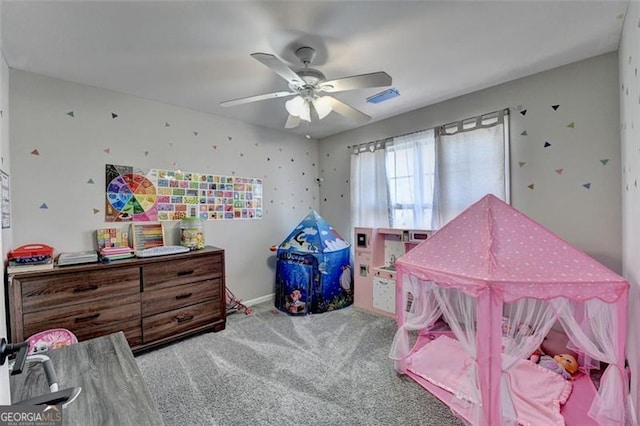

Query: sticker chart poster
left=152, top=168, right=263, bottom=221
left=105, top=164, right=263, bottom=222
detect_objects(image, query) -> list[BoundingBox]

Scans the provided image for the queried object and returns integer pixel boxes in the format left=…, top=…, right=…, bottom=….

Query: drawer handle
left=75, top=313, right=100, bottom=322
left=176, top=314, right=194, bottom=323
left=73, top=284, right=99, bottom=293
left=175, top=292, right=193, bottom=300
left=176, top=270, right=194, bottom=277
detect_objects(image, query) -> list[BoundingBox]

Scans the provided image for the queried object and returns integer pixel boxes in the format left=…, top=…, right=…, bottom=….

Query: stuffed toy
left=529, top=347, right=543, bottom=364
left=538, top=353, right=579, bottom=380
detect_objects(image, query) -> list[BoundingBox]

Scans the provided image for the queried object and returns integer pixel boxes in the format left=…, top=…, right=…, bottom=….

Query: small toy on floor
left=226, top=288, right=253, bottom=315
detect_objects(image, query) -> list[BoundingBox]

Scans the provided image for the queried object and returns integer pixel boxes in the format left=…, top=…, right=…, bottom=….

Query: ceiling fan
left=220, top=46, right=392, bottom=129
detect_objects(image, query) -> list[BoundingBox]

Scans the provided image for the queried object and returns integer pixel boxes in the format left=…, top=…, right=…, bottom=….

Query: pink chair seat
left=26, top=328, right=78, bottom=355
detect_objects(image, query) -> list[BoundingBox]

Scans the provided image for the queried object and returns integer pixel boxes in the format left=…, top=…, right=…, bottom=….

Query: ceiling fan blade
left=326, top=96, right=371, bottom=123
left=284, top=114, right=301, bottom=129
left=220, top=91, right=296, bottom=107
left=320, top=72, right=392, bottom=93
left=251, top=53, right=304, bottom=86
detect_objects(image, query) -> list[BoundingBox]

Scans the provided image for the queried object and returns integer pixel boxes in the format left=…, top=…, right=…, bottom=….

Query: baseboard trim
left=243, top=293, right=274, bottom=306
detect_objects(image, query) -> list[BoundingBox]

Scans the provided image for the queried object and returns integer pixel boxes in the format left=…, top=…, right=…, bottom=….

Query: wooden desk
left=10, top=332, right=164, bottom=426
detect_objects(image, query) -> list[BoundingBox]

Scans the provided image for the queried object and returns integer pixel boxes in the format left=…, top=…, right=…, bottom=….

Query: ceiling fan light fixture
left=313, top=96, right=332, bottom=120
left=224, top=49, right=389, bottom=129
left=300, top=102, right=311, bottom=122
left=285, top=96, right=303, bottom=115
left=285, top=96, right=311, bottom=122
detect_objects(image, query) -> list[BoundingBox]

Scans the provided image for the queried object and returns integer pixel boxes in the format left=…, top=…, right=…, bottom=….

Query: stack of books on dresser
left=57, top=250, right=99, bottom=266
left=7, top=255, right=54, bottom=273
left=7, top=244, right=55, bottom=273
left=99, top=246, right=134, bottom=262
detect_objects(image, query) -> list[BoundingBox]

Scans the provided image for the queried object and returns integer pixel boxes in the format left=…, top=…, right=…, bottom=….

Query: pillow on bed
left=541, top=329, right=577, bottom=358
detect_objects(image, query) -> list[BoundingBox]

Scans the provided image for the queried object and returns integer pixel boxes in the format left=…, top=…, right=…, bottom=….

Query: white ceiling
left=0, top=1, right=630, bottom=139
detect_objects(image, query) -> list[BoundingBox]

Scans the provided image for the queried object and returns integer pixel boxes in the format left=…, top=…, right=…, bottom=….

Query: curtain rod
left=351, top=107, right=510, bottom=153
left=440, top=108, right=509, bottom=131
left=352, top=128, right=428, bottom=151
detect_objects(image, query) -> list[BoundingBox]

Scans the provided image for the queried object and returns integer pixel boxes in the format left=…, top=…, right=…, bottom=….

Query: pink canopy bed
left=390, top=194, right=631, bottom=425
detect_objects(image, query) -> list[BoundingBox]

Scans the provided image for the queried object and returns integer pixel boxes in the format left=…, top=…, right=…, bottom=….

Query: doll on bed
left=530, top=350, right=579, bottom=380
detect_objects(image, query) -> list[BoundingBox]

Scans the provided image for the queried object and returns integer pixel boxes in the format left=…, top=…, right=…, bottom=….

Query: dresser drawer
left=23, top=294, right=141, bottom=338
left=141, top=278, right=222, bottom=317
left=73, top=319, right=143, bottom=347
left=142, top=255, right=223, bottom=290
left=142, top=300, right=221, bottom=342
left=19, top=267, right=140, bottom=313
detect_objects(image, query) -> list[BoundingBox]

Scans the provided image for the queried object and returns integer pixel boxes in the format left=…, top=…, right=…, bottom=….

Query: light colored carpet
left=136, top=302, right=464, bottom=426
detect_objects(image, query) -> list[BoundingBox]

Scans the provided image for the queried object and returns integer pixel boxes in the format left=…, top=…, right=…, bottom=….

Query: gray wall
left=619, top=0, right=640, bottom=416
left=8, top=70, right=321, bottom=307
left=318, top=52, right=622, bottom=274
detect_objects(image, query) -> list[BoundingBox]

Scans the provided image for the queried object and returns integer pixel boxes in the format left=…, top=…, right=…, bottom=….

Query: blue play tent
left=275, top=210, right=353, bottom=315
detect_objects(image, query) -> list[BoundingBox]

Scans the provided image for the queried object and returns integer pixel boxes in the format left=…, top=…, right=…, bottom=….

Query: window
left=351, top=109, right=509, bottom=230
left=432, top=111, right=509, bottom=227
left=385, top=130, right=435, bottom=229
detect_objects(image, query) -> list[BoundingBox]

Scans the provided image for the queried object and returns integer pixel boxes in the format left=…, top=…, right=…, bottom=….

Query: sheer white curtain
left=432, top=287, right=482, bottom=425
left=501, top=299, right=558, bottom=365
left=433, top=112, right=509, bottom=228
left=389, top=280, right=481, bottom=424
left=350, top=142, right=390, bottom=228
left=385, top=130, right=435, bottom=229
left=389, top=276, right=441, bottom=373
left=500, top=300, right=558, bottom=424
left=551, top=298, right=629, bottom=425
left=351, top=110, right=508, bottom=231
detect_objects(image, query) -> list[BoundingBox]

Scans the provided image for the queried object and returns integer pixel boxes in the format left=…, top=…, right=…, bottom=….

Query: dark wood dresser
left=6, top=246, right=226, bottom=353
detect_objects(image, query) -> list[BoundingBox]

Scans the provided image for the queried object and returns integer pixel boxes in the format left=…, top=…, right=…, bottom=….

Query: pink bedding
left=407, top=335, right=573, bottom=426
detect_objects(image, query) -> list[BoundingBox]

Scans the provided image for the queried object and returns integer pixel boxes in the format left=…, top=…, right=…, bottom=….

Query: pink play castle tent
left=390, top=194, right=631, bottom=426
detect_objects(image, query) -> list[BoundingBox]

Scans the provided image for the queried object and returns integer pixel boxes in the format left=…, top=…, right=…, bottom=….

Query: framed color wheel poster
left=105, top=164, right=158, bottom=222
